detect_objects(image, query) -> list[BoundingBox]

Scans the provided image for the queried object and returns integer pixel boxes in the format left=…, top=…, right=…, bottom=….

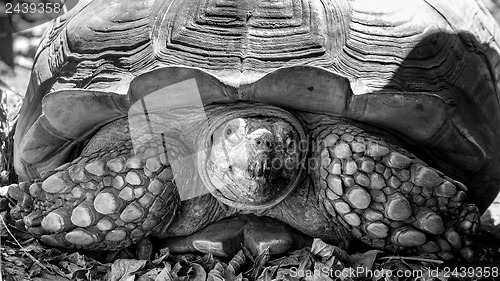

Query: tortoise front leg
left=269, top=119, right=480, bottom=261
left=5, top=137, right=180, bottom=251
left=314, top=121, right=480, bottom=260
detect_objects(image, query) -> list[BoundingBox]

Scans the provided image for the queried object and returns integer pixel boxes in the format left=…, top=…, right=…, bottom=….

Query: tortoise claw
left=458, top=203, right=480, bottom=237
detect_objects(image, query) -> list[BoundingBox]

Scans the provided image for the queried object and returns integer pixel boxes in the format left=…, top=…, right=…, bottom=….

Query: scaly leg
left=6, top=135, right=180, bottom=250
left=311, top=121, right=479, bottom=260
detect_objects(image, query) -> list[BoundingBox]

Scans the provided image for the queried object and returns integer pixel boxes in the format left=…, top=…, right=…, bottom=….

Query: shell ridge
left=346, top=92, right=448, bottom=143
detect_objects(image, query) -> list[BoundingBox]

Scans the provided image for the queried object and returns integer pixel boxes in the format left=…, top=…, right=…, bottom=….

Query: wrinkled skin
left=5, top=0, right=500, bottom=263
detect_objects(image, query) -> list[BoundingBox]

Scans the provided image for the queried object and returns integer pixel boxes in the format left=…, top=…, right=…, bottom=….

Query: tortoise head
left=198, top=105, right=307, bottom=210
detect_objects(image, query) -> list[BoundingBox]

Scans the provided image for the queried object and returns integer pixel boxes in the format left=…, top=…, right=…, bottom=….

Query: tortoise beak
left=247, top=128, right=276, bottom=177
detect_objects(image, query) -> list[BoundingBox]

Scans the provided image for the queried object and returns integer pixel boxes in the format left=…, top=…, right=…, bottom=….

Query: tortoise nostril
left=254, top=137, right=274, bottom=150
left=248, top=128, right=276, bottom=152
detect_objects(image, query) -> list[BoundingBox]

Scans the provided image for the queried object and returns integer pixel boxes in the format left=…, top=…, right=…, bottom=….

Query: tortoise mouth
left=163, top=214, right=313, bottom=257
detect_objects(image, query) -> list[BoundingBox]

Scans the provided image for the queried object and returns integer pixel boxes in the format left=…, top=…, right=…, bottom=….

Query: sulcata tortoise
left=3, top=0, right=500, bottom=261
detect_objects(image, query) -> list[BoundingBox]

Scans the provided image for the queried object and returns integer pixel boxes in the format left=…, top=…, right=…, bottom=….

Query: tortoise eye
left=224, top=119, right=244, bottom=144
left=226, top=131, right=241, bottom=143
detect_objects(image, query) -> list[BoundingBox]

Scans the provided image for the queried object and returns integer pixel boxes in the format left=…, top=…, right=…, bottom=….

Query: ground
left=3, top=1, right=500, bottom=280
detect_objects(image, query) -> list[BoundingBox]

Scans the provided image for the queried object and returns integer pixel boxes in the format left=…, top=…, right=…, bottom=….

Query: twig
left=0, top=214, right=62, bottom=276
left=377, top=256, right=444, bottom=264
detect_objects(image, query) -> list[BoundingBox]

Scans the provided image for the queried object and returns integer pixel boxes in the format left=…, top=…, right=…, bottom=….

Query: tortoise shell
left=14, top=0, right=500, bottom=211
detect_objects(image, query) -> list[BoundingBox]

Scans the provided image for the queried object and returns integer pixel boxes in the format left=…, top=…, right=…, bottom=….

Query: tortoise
left=3, top=0, right=500, bottom=261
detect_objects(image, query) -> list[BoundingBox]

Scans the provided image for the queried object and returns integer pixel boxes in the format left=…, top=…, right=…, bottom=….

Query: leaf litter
left=3, top=224, right=500, bottom=281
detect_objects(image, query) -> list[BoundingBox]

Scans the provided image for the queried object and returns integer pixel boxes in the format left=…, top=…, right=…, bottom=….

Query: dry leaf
left=152, top=248, right=171, bottom=265
left=190, top=263, right=207, bottom=281
left=310, top=239, right=350, bottom=265
left=349, top=250, right=380, bottom=269
left=137, top=268, right=162, bottom=281
left=107, top=259, right=147, bottom=281
left=256, top=265, right=280, bottom=281
left=247, top=247, right=270, bottom=280
left=228, top=250, right=246, bottom=275
left=207, top=262, right=243, bottom=281
left=155, top=263, right=175, bottom=281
